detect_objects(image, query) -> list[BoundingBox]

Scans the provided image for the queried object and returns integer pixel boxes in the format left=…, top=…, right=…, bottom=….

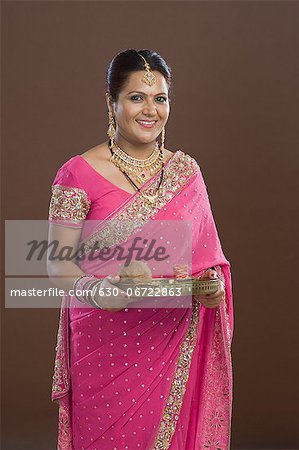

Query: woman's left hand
left=196, top=268, right=225, bottom=308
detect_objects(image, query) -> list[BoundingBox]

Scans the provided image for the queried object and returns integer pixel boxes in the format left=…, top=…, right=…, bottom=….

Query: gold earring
left=107, top=110, right=116, bottom=144
left=161, top=127, right=165, bottom=150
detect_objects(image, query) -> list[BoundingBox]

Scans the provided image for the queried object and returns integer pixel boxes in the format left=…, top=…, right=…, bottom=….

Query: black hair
left=106, top=48, right=172, bottom=103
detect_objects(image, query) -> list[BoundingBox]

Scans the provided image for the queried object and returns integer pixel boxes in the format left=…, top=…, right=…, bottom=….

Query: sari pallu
left=49, top=150, right=234, bottom=450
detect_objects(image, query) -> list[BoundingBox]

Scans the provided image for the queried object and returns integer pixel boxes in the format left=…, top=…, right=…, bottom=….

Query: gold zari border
left=80, top=151, right=199, bottom=254
left=152, top=300, right=200, bottom=449
left=52, top=299, right=70, bottom=397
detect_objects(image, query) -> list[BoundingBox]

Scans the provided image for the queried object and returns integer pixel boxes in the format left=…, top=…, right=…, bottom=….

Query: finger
left=99, top=284, right=128, bottom=309
left=198, top=268, right=218, bottom=281
left=103, top=294, right=129, bottom=310
left=199, top=271, right=209, bottom=280
left=202, top=294, right=224, bottom=305
left=200, top=299, right=223, bottom=308
left=205, top=293, right=224, bottom=303
left=113, top=287, right=128, bottom=300
left=208, top=269, right=218, bottom=280
left=209, top=294, right=224, bottom=304
left=206, top=290, right=222, bottom=300
left=205, top=280, right=222, bottom=297
left=209, top=296, right=223, bottom=304
left=104, top=278, right=128, bottom=298
left=107, top=274, right=120, bottom=284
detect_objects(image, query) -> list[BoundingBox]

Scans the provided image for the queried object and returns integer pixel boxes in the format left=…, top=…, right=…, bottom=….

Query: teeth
left=138, top=120, right=156, bottom=125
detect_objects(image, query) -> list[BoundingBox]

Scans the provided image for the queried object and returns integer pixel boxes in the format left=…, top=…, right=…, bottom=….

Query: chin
left=136, top=133, right=159, bottom=144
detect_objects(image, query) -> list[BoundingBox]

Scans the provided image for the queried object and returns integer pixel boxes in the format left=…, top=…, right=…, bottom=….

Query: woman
left=47, top=49, right=234, bottom=450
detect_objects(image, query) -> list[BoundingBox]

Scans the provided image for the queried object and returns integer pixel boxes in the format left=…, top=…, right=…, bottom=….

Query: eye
left=130, top=95, right=143, bottom=101
left=156, top=96, right=167, bottom=103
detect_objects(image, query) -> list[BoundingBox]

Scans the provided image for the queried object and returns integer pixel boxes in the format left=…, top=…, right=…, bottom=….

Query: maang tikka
left=138, top=53, right=165, bottom=149
left=138, top=53, right=156, bottom=87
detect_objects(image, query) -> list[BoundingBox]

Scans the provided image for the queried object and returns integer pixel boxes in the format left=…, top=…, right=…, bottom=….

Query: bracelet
left=73, top=274, right=94, bottom=291
left=88, top=279, right=104, bottom=309
left=72, top=274, right=96, bottom=305
left=81, top=278, right=99, bottom=308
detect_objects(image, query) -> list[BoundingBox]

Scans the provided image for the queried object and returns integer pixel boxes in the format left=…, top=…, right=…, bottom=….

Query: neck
left=113, top=133, right=158, bottom=160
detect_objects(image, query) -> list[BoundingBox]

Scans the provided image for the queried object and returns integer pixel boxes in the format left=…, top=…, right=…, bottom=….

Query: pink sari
left=48, top=150, right=234, bottom=450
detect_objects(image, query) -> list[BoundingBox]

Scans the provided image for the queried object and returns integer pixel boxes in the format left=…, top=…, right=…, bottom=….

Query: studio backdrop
left=2, top=1, right=298, bottom=449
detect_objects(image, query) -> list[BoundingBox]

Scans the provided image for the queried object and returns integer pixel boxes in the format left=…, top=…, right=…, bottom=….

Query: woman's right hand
left=93, top=274, right=132, bottom=312
left=196, top=268, right=225, bottom=308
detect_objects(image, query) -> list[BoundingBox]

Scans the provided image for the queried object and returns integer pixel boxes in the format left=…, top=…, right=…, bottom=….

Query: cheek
left=161, top=105, right=170, bottom=121
left=117, top=104, right=140, bottom=123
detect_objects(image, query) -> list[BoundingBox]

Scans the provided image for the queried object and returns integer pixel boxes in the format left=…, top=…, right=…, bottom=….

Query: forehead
left=121, top=70, right=169, bottom=96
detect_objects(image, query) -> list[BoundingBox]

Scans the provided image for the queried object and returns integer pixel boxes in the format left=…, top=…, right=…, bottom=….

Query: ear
left=105, top=92, right=115, bottom=115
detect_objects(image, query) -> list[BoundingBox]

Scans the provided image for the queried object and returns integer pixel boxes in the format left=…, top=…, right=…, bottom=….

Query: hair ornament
left=138, top=53, right=156, bottom=86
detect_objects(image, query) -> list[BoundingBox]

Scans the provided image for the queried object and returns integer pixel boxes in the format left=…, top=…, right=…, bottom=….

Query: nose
left=142, top=99, right=157, bottom=116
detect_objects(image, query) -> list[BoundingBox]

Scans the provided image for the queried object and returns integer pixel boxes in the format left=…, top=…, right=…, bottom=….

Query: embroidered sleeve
left=49, top=185, right=91, bottom=227
left=48, top=166, right=91, bottom=228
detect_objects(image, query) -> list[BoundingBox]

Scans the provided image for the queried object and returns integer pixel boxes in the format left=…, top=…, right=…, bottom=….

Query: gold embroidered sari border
left=152, top=300, right=200, bottom=449
left=80, top=151, right=199, bottom=255
left=52, top=296, right=70, bottom=399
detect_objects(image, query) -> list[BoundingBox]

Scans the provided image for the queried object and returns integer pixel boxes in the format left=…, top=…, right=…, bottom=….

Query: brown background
left=2, top=1, right=299, bottom=449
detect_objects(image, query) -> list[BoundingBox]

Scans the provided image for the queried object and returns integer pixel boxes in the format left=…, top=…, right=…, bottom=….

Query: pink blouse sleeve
left=48, top=165, right=91, bottom=228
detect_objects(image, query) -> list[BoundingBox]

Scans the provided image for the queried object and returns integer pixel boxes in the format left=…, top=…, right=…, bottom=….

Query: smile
left=136, top=120, right=157, bottom=129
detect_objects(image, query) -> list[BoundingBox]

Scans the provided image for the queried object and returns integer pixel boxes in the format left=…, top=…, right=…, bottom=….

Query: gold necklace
left=109, top=140, right=165, bottom=206
left=110, top=140, right=164, bottom=185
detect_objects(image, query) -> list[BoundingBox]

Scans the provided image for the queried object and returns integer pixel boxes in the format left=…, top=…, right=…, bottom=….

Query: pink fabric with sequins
left=49, top=150, right=234, bottom=450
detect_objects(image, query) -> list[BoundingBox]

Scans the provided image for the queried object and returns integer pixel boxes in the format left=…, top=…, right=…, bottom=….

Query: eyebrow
left=127, top=90, right=168, bottom=96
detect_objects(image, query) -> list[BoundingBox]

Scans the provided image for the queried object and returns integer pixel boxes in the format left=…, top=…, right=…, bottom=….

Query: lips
left=136, top=119, right=158, bottom=129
